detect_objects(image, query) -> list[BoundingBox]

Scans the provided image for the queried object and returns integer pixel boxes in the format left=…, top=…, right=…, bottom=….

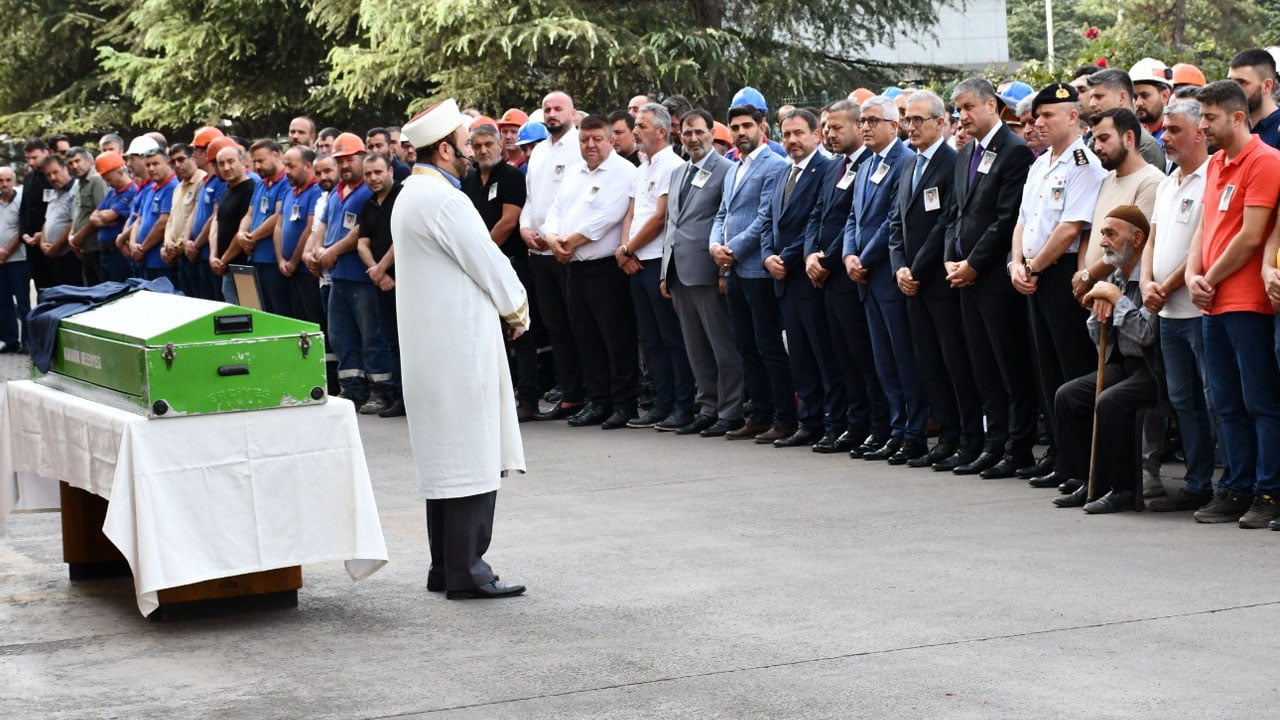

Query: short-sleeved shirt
left=279, top=179, right=322, bottom=261
left=1201, top=135, right=1280, bottom=316
left=322, top=180, right=374, bottom=282
left=248, top=170, right=289, bottom=263
left=1018, top=137, right=1106, bottom=257
left=96, top=184, right=138, bottom=254
left=1251, top=107, right=1280, bottom=150
left=1149, top=159, right=1208, bottom=319
left=0, top=188, right=24, bottom=264
left=192, top=174, right=227, bottom=260
left=165, top=169, right=206, bottom=251
left=462, top=161, right=527, bottom=259
left=358, top=183, right=402, bottom=278
left=139, top=175, right=178, bottom=268
left=43, top=180, right=78, bottom=257
left=629, top=145, right=684, bottom=261
left=215, top=177, right=257, bottom=262
left=1085, top=164, right=1165, bottom=265
left=73, top=171, right=107, bottom=252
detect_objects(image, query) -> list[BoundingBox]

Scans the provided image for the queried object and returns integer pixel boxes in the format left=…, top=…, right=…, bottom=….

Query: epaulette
left=1073, top=148, right=1088, bottom=166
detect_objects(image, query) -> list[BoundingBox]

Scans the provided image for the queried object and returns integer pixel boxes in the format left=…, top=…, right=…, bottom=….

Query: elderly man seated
left=1052, top=205, right=1161, bottom=513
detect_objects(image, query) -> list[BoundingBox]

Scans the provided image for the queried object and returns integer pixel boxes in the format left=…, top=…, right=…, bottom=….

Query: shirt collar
left=415, top=163, right=461, bottom=189
left=262, top=169, right=286, bottom=188
left=917, top=137, right=945, bottom=162
left=877, top=138, right=900, bottom=160
left=1177, top=158, right=1209, bottom=184
left=292, top=177, right=318, bottom=196
left=645, top=145, right=675, bottom=166
left=551, top=127, right=579, bottom=149
left=1221, top=134, right=1264, bottom=168
left=977, top=122, right=1002, bottom=150
left=846, top=146, right=868, bottom=165
left=741, top=143, right=769, bottom=165
left=1255, top=107, right=1280, bottom=131
left=338, top=178, right=367, bottom=200
left=151, top=173, right=175, bottom=190
left=689, top=152, right=713, bottom=171
left=790, top=147, right=819, bottom=170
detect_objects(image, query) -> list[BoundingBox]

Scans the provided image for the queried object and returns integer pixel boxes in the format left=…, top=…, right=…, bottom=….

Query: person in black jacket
left=943, top=78, right=1038, bottom=479
left=17, top=138, right=55, bottom=290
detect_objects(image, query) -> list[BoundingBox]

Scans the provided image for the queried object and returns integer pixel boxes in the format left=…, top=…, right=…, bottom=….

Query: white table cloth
left=0, top=380, right=388, bottom=616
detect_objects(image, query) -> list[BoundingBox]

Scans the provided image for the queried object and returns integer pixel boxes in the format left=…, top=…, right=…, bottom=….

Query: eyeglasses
left=857, top=117, right=893, bottom=128
left=901, top=116, right=935, bottom=128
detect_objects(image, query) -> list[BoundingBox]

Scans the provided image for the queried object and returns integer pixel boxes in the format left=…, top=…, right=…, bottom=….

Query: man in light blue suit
left=842, top=95, right=929, bottom=464
left=710, top=104, right=794, bottom=442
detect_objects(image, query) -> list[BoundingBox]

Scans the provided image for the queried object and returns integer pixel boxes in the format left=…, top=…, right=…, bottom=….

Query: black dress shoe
left=811, top=433, right=843, bottom=453
left=427, top=575, right=445, bottom=592
left=567, top=404, right=609, bottom=427
left=626, top=407, right=668, bottom=428
left=980, top=454, right=1033, bottom=479
left=888, top=439, right=928, bottom=466
left=378, top=398, right=407, bottom=418
left=864, top=436, right=903, bottom=461
left=656, top=410, right=694, bottom=432
left=535, top=402, right=582, bottom=421
left=701, top=417, right=744, bottom=438
left=601, top=406, right=635, bottom=430
left=933, top=449, right=975, bottom=472
left=775, top=426, right=821, bottom=448
left=675, top=414, right=717, bottom=435
left=853, top=434, right=888, bottom=458
left=913, top=442, right=956, bottom=468
left=1053, top=484, right=1088, bottom=508
left=953, top=450, right=1000, bottom=475
left=1059, top=478, right=1083, bottom=495
left=1084, top=490, right=1136, bottom=514
left=446, top=579, right=526, bottom=600
left=835, top=429, right=864, bottom=450
left=1017, top=448, right=1057, bottom=479
left=1028, top=470, right=1068, bottom=488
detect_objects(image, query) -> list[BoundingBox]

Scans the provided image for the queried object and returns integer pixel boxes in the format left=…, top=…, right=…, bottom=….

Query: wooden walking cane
left=1086, top=317, right=1109, bottom=502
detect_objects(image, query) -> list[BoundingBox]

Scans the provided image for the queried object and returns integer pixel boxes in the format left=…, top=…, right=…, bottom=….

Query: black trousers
left=1055, top=357, right=1157, bottom=492
left=1027, top=255, right=1094, bottom=452
left=81, top=250, right=101, bottom=286
left=960, top=287, right=1038, bottom=456
left=48, top=252, right=83, bottom=288
left=25, top=247, right=53, bottom=289
left=910, top=291, right=984, bottom=452
left=530, top=253, right=584, bottom=404
left=426, top=491, right=497, bottom=591
left=509, top=258, right=540, bottom=406
left=566, top=257, right=638, bottom=407
left=824, top=284, right=889, bottom=440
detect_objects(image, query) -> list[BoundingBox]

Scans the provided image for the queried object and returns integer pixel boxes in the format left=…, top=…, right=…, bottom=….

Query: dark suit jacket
left=803, top=149, right=872, bottom=282
left=845, top=140, right=914, bottom=299
left=943, top=124, right=1035, bottom=294
left=887, top=141, right=957, bottom=299
left=761, top=152, right=833, bottom=296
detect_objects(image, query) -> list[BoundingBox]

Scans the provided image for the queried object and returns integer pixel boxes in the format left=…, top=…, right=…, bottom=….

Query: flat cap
left=1105, top=204, right=1150, bottom=238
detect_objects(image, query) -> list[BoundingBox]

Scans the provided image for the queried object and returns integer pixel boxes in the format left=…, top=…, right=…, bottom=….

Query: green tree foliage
left=0, top=0, right=947, bottom=140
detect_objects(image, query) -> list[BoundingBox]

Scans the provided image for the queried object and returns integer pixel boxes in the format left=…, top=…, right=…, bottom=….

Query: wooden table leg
left=59, top=482, right=131, bottom=580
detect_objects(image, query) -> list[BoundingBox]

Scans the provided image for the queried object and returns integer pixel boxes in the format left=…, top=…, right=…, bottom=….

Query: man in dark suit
left=661, top=109, right=746, bottom=437
left=943, top=78, right=1038, bottom=478
left=888, top=90, right=983, bottom=470
left=760, top=109, right=838, bottom=448
left=803, top=99, right=887, bottom=456
left=843, top=95, right=923, bottom=463
left=710, top=105, right=794, bottom=443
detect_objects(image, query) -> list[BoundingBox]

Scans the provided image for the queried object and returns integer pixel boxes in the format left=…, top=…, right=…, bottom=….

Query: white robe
left=390, top=166, right=531, bottom=499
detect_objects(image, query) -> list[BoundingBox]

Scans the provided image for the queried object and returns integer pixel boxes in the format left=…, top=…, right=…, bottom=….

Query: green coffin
left=36, top=291, right=327, bottom=417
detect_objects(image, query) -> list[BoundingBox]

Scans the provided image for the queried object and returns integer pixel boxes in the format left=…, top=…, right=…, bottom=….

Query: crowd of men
left=5, top=47, right=1280, bottom=530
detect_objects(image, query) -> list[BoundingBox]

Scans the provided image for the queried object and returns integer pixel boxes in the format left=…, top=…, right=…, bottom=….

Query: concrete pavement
left=2, top=350, right=1279, bottom=718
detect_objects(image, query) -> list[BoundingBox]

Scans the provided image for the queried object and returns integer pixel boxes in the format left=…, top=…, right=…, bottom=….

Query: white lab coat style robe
left=391, top=166, right=531, bottom=499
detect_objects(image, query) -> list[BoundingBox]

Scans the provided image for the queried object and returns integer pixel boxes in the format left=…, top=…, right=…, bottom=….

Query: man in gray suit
left=660, top=108, right=746, bottom=436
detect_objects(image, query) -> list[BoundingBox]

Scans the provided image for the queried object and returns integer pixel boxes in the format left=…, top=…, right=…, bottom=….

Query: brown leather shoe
left=726, top=420, right=772, bottom=440
left=753, top=421, right=797, bottom=444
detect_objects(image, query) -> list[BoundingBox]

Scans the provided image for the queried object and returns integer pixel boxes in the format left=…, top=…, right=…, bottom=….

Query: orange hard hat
left=1171, top=63, right=1206, bottom=88
left=469, top=115, right=498, bottom=130
left=851, top=88, right=875, bottom=104
left=713, top=121, right=732, bottom=146
left=205, top=137, right=238, bottom=165
left=497, top=108, right=529, bottom=128
left=331, top=132, right=366, bottom=157
left=191, top=126, right=225, bottom=149
left=95, top=151, right=126, bottom=176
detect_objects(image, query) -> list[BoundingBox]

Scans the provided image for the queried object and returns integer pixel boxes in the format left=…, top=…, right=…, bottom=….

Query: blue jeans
left=1160, top=316, right=1214, bottom=495
left=629, top=262, right=694, bottom=414
left=1202, top=312, right=1280, bottom=496
left=221, top=274, right=239, bottom=305
left=254, top=262, right=291, bottom=316
left=375, top=285, right=401, bottom=398
left=327, top=278, right=392, bottom=398
left=0, top=261, right=30, bottom=347
left=99, top=248, right=132, bottom=283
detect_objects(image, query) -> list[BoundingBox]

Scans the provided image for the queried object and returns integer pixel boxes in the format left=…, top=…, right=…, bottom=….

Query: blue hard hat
left=731, top=86, right=768, bottom=114
left=882, top=86, right=904, bottom=99
left=516, top=122, right=549, bottom=146
left=998, top=81, right=1034, bottom=107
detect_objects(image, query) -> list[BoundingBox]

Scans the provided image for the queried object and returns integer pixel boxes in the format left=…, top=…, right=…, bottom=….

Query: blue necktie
left=911, top=153, right=927, bottom=194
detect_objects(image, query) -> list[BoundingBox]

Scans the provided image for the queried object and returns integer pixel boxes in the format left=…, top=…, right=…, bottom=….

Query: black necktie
left=783, top=165, right=802, bottom=206
left=678, top=164, right=696, bottom=207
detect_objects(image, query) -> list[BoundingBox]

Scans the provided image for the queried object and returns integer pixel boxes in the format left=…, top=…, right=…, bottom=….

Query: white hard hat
left=1128, top=57, right=1172, bottom=88
left=528, top=108, right=545, bottom=124
left=124, top=135, right=162, bottom=157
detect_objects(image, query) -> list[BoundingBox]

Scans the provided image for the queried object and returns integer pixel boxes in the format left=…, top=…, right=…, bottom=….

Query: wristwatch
left=1024, top=258, right=1041, bottom=277
left=1079, top=269, right=1093, bottom=284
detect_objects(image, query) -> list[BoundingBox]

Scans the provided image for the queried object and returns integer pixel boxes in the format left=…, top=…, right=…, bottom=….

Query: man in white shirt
left=1141, top=98, right=1216, bottom=512
left=616, top=103, right=693, bottom=429
left=0, top=168, right=26, bottom=352
left=521, top=90, right=586, bottom=421
left=543, top=114, right=639, bottom=429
